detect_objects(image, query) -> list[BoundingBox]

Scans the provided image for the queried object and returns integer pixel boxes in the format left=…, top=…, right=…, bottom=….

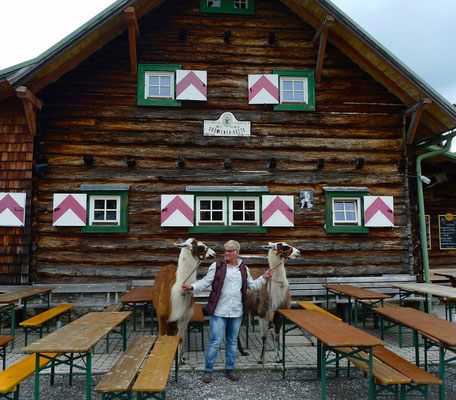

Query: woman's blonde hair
left=224, top=240, right=240, bottom=251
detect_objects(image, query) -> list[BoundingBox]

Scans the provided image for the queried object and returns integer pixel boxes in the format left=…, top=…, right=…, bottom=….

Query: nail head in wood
left=354, top=158, right=364, bottom=169
left=316, top=158, right=325, bottom=169
left=178, top=156, right=185, bottom=169
left=83, top=154, right=94, bottom=167
left=224, top=30, right=232, bottom=43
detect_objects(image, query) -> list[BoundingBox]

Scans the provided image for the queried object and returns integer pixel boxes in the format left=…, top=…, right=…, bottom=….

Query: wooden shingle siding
left=32, top=0, right=409, bottom=281
left=0, top=99, right=34, bottom=284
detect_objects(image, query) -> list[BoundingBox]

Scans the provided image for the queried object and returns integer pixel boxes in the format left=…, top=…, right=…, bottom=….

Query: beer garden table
left=374, top=306, right=456, bottom=400
left=23, top=311, right=131, bottom=400
left=120, top=286, right=154, bottom=333
left=322, top=284, right=390, bottom=327
left=0, top=287, right=54, bottom=348
left=278, top=309, right=385, bottom=400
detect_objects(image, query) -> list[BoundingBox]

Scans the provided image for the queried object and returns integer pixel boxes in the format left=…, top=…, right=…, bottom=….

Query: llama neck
left=268, top=252, right=287, bottom=282
left=175, top=248, right=200, bottom=284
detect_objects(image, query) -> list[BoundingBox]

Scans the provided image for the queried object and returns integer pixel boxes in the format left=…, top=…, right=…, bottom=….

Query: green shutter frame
left=137, top=64, right=182, bottom=107
left=273, top=69, right=316, bottom=111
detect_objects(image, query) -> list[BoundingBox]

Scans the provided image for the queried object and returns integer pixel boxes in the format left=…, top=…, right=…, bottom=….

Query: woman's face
left=224, top=246, right=238, bottom=265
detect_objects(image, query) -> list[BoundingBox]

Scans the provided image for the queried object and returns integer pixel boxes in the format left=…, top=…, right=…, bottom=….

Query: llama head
left=262, top=242, right=301, bottom=260
left=174, top=238, right=216, bottom=261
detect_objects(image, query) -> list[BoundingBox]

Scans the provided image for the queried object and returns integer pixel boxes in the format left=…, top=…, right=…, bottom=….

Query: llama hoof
left=256, top=360, right=264, bottom=365
left=275, top=359, right=282, bottom=363
left=240, top=350, right=249, bottom=357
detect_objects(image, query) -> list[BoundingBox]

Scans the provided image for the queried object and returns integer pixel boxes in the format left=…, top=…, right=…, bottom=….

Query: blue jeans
left=205, top=315, right=243, bottom=372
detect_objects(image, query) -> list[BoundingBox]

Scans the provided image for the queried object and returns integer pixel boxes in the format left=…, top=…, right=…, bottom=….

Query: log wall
left=32, top=0, right=411, bottom=281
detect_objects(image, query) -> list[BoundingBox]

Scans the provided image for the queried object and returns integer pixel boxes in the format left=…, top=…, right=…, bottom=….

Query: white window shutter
left=176, top=70, right=207, bottom=101
left=248, top=74, right=279, bottom=104
left=0, top=193, right=26, bottom=227
left=364, top=196, right=394, bottom=227
left=53, top=194, right=87, bottom=226
left=262, top=195, right=294, bottom=227
left=161, top=195, right=194, bottom=227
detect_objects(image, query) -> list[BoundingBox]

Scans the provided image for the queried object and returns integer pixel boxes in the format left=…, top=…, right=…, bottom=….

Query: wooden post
left=124, top=7, right=140, bottom=76
left=313, top=16, right=335, bottom=83
left=405, top=98, right=432, bottom=143
left=15, top=86, right=42, bottom=136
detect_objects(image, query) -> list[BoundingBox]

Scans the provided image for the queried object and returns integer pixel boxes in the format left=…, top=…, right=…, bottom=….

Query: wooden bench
left=104, top=303, right=123, bottom=312
left=95, top=336, right=156, bottom=399
left=19, top=304, right=73, bottom=346
left=297, top=301, right=342, bottom=321
left=0, top=353, right=59, bottom=399
left=187, top=303, right=205, bottom=352
left=0, top=338, right=14, bottom=371
left=133, top=335, right=180, bottom=400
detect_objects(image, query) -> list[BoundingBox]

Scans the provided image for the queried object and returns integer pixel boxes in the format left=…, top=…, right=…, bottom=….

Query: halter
left=277, top=246, right=293, bottom=259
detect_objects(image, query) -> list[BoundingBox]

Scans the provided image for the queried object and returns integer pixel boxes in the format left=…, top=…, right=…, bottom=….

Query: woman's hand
left=262, top=269, right=274, bottom=280
left=181, top=284, right=193, bottom=292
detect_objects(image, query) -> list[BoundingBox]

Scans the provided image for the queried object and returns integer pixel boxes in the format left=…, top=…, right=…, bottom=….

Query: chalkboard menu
left=425, top=215, right=431, bottom=250
left=439, top=214, right=456, bottom=250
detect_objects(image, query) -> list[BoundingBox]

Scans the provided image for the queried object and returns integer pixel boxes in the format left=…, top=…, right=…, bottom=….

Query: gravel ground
left=15, top=366, right=456, bottom=399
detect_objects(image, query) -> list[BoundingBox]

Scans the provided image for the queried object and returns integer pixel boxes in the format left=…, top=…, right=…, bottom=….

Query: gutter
left=416, top=130, right=456, bottom=311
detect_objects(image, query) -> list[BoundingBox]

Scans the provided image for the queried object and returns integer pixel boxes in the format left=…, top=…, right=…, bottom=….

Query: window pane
left=294, top=91, right=304, bottom=101
left=334, top=202, right=344, bottom=211
left=106, top=200, right=117, bottom=209
left=233, top=211, right=243, bottom=221
left=283, top=81, right=292, bottom=91
left=334, top=212, right=345, bottom=221
left=149, top=86, right=159, bottom=96
left=106, top=211, right=117, bottom=220
left=94, top=211, right=104, bottom=220
left=161, top=76, right=171, bottom=86
left=245, top=211, right=255, bottom=221
left=161, top=87, right=171, bottom=97
left=245, top=201, right=255, bottom=210
left=213, top=200, right=223, bottom=210
left=200, top=211, right=210, bottom=221
left=345, top=202, right=355, bottom=211
left=212, top=211, right=223, bottom=221
left=294, top=81, right=304, bottom=90
left=346, top=212, right=356, bottom=221
left=233, top=200, right=243, bottom=210
left=94, top=200, right=104, bottom=209
left=149, top=76, right=159, bottom=85
left=208, top=0, right=221, bottom=7
left=283, top=91, right=293, bottom=101
left=234, top=0, right=247, bottom=8
left=200, top=201, right=210, bottom=210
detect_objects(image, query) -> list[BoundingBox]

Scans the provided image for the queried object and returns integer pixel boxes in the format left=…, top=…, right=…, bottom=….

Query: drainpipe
left=416, top=131, right=456, bottom=311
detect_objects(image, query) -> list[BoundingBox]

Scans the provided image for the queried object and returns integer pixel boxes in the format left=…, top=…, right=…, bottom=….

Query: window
left=324, top=188, right=369, bottom=233
left=274, top=70, right=315, bottom=111
left=201, top=0, right=254, bottom=14
left=137, top=64, right=181, bottom=107
left=81, top=185, right=129, bottom=233
left=188, top=186, right=266, bottom=233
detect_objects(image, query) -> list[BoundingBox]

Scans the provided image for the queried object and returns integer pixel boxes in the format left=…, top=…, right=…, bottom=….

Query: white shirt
left=192, top=257, right=266, bottom=318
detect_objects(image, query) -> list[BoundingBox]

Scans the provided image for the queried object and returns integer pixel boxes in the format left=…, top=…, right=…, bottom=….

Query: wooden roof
left=0, top=0, right=455, bottom=145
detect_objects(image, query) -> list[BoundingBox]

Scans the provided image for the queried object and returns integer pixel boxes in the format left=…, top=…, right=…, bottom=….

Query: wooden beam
left=124, top=7, right=140, bottom=76
left=313, top=16, right=335, bottom=83
left=406, top=98, right=432, bottom=143
left=16, top=86, right=42, bottom=136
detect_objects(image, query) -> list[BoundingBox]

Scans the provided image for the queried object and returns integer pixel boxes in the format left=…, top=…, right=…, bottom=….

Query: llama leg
left=158, top=315, right=168, bottom=336
left=237, top=316, right=249, bottom=356
left=257, top=317, right=269, bottom=364
left=177, top=315, right=191, bottom=364
left=273, top=312, right=283, bottom=363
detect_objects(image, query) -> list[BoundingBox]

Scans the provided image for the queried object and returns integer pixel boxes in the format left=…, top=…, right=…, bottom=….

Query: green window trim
left=324, top=190, right=369, bottom=234
left=81, top=191, right=129, bottom=233
left=273, top=69, right=315, bottom=111
left=188, top=191, right=267, bottom=234
left=137, top=64, right=182, bottom=107
left=200, top=0, right=255, bottom=15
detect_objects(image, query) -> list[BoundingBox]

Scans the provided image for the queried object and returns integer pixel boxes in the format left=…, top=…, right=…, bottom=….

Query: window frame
left=332, top=197, right=361, bottom=226
left=273, top=69, right=315, bottom=111
left=81, top=190, right=128, bottom=233
left=324, top=189, right=369, bottom=234
left=229, top=196, right=260, bottom=225
left=137, top=64, right=182, bottom=107
left=196, top=196, right=227, bottom=226
left=200, top=0, right=255, bottom=15
left=189, top=191, right=266, bottom=233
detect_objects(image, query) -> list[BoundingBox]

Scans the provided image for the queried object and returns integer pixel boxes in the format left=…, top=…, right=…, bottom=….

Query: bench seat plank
left=104, top=303, right=123, bottom=312
left=297, top=301, right=341, bottom=321
left=372, top=346, right=442, bottom=385
left=133, top=336, right=179, bottom=393
left=19, top=304, right=73, bottom=327
left=0, top=338, right=14, bottom=348
left=0, top=353, right=59, bottom=393
left=95, top=336, right=156, bottom=393
left=335, top=347, right=411, bottom=385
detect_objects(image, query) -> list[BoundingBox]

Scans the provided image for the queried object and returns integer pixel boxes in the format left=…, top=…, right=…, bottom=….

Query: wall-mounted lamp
left=354, top=158, right=364, bottom=169
left=177, top=156, right=185, bottom=169
left=126, top=156, right=136, bottom=167
left=35, top=163, right=50, bottom=176
left=224, top=30, right=232, bottom=43
left=224, top=157, right=232, bottom=169
left=420, top=175, right=431, bottom=185
left=268, top=157, right=277, bottom=169
left=316, top=158, right=325, bottom=169
left=83, top=154, right=94, bottom=167
left=268, top=32, right=276, bottom=45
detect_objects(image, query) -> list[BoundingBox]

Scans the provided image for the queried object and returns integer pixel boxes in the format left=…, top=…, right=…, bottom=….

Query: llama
left=152, top=238, right=216, bottom=364
left=245, top=242, right=300, bottom=364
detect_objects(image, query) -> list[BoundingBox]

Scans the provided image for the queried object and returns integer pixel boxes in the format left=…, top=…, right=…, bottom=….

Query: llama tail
left=169, top=283, right=190, bottom=322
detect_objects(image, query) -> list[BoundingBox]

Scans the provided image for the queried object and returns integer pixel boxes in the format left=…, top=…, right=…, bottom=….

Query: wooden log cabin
left=0, top=0, right=455, bottom=284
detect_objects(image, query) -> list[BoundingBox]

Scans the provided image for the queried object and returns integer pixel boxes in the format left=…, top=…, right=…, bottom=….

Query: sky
left=0, top=0, right=455, bottom=147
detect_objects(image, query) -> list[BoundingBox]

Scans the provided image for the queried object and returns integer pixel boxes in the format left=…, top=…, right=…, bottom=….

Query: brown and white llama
left=152, top=238, right=216, bottom=364
left=245, top=242, right=300, bottom=364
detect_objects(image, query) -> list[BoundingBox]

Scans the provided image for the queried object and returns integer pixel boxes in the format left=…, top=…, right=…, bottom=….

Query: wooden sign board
left=439, top=214, right=456, bottom=250
left=204, top=112, right=250, bottom=137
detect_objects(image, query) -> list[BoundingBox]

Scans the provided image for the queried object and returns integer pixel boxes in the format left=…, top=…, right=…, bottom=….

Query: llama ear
left=174, top=238, right=188, bottom=248
left=262, top=242, right=274, bottom=250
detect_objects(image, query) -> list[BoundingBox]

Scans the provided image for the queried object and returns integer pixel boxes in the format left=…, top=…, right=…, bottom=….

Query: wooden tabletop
left=0, top=287, right=54, bottom=304
left=120, top=286, right=154, bottom=304
left=392, top=282, right=456, bottom=299
left=23, top=311, right=131, bottom=353
left=278, top=309, right=385, bottom=347
left=374, top=306, right=456, bottom=347
left=323, top=284, right=390, bottom=300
